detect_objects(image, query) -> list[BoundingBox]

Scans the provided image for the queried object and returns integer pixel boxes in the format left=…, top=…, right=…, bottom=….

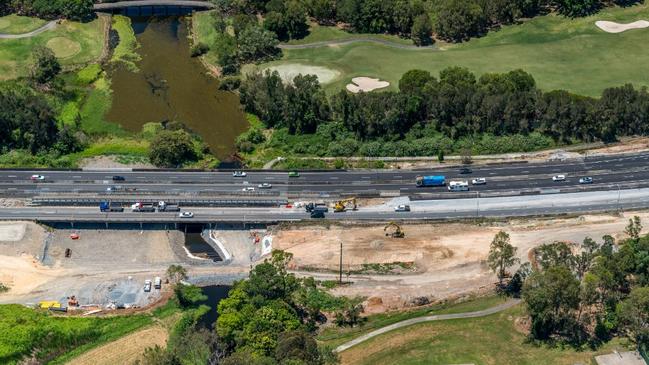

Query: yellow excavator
left=333, top=198, right=357, bottom=213
left=384, top=222, right=405, bottom=238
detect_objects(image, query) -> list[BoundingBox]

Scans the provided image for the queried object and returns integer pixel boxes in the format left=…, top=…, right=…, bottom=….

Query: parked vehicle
left=99, top=202, right=124, bottom=212
left=258, top=183, right=272, bottom=189
left=448, top=181, right=470, bottom=191
left=131, top=202, right=156, bottom=212
left=179, top=211, right=194, bottom=218
left=154, top=277, right=162, bottom=289
left=579, top=177, right=593, bottom=184
left=112, top=176, right=125, bottom=181
left=416, top=175, right=446, bottom=187
left=232, top=171, right=247, bottom=177
left=144, top=280, right=152, bottom=292
left=471, top=178, right=487, bottom=185
left=394, top=204, right=411, bottom=212
left=305, top=202, right=328, bottom=213
left=552, top=174, right=566, bottom=182
left=459, top=167, right=473, bottom=174
left=288, top=171, right=300, bottom=177
left=157, top=201, right=180, bottom=212
left=30, top=174, right=44, bottom=181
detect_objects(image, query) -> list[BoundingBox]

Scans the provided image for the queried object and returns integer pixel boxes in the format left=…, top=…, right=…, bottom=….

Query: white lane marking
left=265, top=177, right=275, bottom=180
left=330, top=177, right=339, bottom=180
left=73, top=176, right=81, bottom=178
left=394, top=176, right=402, bottom=179
left=362, top=176, right=370, bottom=179
left=8, top=175, right=16, bottom=178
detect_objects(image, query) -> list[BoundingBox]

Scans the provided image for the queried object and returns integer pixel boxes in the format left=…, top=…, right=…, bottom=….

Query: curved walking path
left=334, top=298, right=521, bottom=353
left=0, top=20, right=57, bottom=39
left=279, top=37, right=436, bottom=51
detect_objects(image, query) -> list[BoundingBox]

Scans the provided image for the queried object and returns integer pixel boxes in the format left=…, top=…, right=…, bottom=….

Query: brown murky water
left=106, top=17, right=247, bottom=159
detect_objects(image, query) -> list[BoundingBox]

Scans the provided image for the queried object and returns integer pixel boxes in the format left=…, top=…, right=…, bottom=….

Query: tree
left=411, top=14, right=433, bottom=46
left=487, top=231, right=519, bottom=286
left=31, top=46, right=61, bottom=86
left=167, top=264, right=188, bottom=284
left=175, top=284, right=208, bottom=308
left=554, top=0, right=600, bottom=17
left=309, top=0, right=337, bottom=25
left=236, top=25, right=281, bottom=63
left=435, top=0, right=487, bottom=42
left=283, top=74, right=330, bottom=134
left=148, top=129, right=198, bottom=167
left=399, top=69, right=435, bottom=95
left=617, top=286, right=649, bottom=348
left=275, top=330, right=322, bottom=365
left=625, top=215, right=642, bottom=242
left=533, top=241, right=575, bottom=271
left=523, top=265, right=582, bottom=340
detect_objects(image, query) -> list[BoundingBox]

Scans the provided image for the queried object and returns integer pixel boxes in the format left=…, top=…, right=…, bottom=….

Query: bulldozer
left=384, top=222, right=405, bottom=238
left=333, top=198, right=357, bottom=213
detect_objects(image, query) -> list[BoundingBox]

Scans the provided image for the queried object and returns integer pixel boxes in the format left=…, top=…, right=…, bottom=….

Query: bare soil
left=275, top=212, right=649, bottom=312
left=69, top=325, right=168, bottom=365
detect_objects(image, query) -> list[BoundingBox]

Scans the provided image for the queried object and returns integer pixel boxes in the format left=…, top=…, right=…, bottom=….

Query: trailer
left=157, top=201, right=180, bottom=212
left=131, top=202, right=156, bottom=212
left=416, top=175, right=446, bottom=187
left=99, top=201, right=124, bottom=212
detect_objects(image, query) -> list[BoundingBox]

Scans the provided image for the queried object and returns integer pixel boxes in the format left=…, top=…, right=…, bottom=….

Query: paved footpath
left=334, top=298, right=521, bottom=353
left=0, top=20, right=57, bottom=39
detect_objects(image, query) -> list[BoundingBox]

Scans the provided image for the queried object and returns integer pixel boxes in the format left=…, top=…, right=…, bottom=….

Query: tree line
left=239, top=67, right=649, bottom=157
left=1, top=0, right=94, bottom=20
left=488, top=218, right=649, bottom=349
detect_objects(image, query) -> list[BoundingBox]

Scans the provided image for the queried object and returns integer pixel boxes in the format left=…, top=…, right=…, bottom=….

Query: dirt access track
left=273, top=212, right=649, bottom=313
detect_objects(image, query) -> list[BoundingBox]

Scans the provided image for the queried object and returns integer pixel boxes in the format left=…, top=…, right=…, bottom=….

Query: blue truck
left=416, top=175, right=446, bottom=187
left=100, top=201, right=124, bottom=212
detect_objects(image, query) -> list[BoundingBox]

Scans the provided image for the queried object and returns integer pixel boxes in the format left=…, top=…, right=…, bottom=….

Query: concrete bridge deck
left=94, top=0, right=215, bottom=10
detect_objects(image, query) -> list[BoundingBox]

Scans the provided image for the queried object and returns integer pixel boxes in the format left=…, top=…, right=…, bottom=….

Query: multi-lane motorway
left=1, top=152, right=649, bottom=222
left=1, top=152, right=649, bottom=197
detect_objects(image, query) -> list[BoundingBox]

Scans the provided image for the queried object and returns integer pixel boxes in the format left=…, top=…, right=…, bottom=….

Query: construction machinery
left=384, top=222, right=405, bottom=238
left=333, top=198, right=357, bottom=213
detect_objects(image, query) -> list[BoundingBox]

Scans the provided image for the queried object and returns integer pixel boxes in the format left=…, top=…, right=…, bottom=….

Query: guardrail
left=31, top=197, right=288, bottom=207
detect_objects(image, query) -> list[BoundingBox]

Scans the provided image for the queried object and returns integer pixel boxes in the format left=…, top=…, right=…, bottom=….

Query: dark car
left=112, top=176, right=125, bottom=181
left=459, top=167, right=472, bottom=174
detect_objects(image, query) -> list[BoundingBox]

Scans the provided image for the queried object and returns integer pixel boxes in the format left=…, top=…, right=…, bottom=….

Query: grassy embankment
left=257, top=3, right=649, bottom=97
left=0, top=304, right=157, bottom=364
left=326, top=296, right=630, bottom=365
left=0, top=14, right=47, bottom=35
left=0, top=14, right=106, bottom=80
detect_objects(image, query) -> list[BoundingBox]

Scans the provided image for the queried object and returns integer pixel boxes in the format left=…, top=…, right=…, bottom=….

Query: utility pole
left=339, top=241, right=343, bottom=284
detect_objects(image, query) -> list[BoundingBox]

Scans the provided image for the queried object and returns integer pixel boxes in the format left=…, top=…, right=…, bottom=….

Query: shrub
left=190, top=42, right=210, bottom=57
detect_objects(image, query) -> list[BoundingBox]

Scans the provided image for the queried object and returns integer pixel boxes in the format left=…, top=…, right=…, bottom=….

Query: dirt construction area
left=273, top=212, right=649, bottom=313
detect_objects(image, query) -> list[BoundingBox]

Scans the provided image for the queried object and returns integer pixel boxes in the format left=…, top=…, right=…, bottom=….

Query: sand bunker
left=595, top=20, right=649, bottom=33
left=265, top=63, right=340, bottom=84
left=46, top=37, right=81, bottom=58
left=346, top=77, right=390, bottom=93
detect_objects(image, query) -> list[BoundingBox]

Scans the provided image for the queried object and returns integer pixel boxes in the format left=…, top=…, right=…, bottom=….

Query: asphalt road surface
left=1, top=152, right=649, bottom=198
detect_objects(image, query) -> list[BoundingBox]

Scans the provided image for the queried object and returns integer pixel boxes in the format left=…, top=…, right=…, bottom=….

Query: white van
left=448, top=181, right=469, bottom=191
left=154, top=277, right=162, bottom=289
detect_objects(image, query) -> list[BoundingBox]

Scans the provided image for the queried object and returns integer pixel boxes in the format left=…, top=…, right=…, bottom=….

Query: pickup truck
left=99, top=202, right=124, bottom=212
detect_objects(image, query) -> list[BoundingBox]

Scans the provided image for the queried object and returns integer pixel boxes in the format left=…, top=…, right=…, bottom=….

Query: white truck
left=448, top=181, right=469, bottom=191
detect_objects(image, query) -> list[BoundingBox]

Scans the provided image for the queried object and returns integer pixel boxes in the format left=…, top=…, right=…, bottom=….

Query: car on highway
left=143, top=279, right=152, bottom=292
left=471, top=178, right=486, bottom=185
left=459, top=167, right=472, bottom=174
left=179, top=212, right=194, bottom=218
left=394, top=204, right=411, bottom=212
left=552, top=174, right=566, bottom=182
left=112, top=176, right=125, bottom=181
left=258, top=183, right=272, bottom=189
left=579, top=177, right=593, bottom=184
left=288, top=171, right=300, bottom=177
left=242, top=187, right=255, bottom=192
left=30, top=174, right=45, bottom=181
left=232, top=171, right=247, bottom=177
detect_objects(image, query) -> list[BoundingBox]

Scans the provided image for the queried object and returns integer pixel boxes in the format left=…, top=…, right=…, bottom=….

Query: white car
left=394, top=204, right=411, bottom=212
left=30, top=174, right=45, bottom=181
left=179, top=212, right=194, bottom=218
left=143, top=279, right=152, bottom=292
left=232, top=171, right=247, bottom=177
left=258, top=183, right=272, bottom=189
left=242, top=187, right=255, bottom=192
left=552, top=174, right=566, bottom=182
left=579, top=177, right=593, bottom=184
left=471, top=178, right=486, bottom=185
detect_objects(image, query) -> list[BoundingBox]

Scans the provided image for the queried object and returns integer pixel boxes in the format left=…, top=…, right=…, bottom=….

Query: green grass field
left=259, top=4, right=649, bottom=96
left=0, top=14, right=47, bottom=35
left=0, top=16, right=106, bottom=80
left=339, top=303, right=629, bottom=365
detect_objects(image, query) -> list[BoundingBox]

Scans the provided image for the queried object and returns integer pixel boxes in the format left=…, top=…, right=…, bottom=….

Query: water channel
left=106, top=16, right=248, bottom=160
